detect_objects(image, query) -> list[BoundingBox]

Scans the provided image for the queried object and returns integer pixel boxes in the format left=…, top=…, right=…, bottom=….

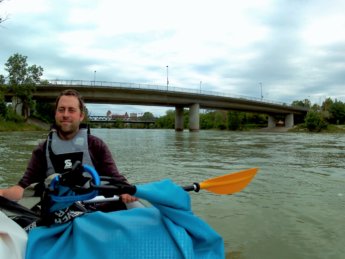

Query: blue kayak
left=20, top=179, right=224, bottom=259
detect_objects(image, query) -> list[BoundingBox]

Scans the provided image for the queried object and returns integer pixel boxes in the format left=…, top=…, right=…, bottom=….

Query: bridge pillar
left=189, top=103, right=200, bottom=132
left=175, top=106, right=184, bottom=131
left=12, top=96, right=23, bottom=115
left=285, top=113, right=294, bottom=128
left=268, top=116, right=276, bottom=128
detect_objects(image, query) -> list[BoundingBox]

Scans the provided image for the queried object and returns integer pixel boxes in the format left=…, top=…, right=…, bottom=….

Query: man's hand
left=120, top=194, right=138, bottom=203
left=0, top=185, right=24, bottom=201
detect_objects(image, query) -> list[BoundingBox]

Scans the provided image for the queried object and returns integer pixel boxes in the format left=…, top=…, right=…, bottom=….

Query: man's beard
left=56, top=122, right=79, bottom=137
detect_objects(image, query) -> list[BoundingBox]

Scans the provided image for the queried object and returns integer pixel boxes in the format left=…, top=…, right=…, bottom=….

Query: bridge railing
left=44, top=79, right=293, bottom=108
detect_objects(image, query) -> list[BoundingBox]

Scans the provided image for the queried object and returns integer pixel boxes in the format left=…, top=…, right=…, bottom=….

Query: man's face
left=55, top=95, right=84, bottom=139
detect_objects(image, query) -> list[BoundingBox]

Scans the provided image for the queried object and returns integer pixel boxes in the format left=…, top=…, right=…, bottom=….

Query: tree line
left=1, top=53, right=345, bottom=132
left=291, top=98, right=345, bottom=131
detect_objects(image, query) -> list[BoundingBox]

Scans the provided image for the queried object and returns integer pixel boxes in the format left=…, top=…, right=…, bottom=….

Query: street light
left=259, top=82, right=263, bottom=100
left=94, top=70, right=97, bottom=86
left=200, top=81, right=202, bottom=93
left=166, top=65, right=169, bottom=91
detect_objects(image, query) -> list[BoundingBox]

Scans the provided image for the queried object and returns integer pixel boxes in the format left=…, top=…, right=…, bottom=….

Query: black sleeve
left=18, top=141, right=48, bottom=188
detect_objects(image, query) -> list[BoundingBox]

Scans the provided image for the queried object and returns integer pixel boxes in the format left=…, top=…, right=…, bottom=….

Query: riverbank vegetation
left=1, top=53, right=345, bottom=132
left=154, top=110, right=267, bottom=131
left=0, top=120, right=43, bottom=131
left=289, top=98, right=345, bottom=132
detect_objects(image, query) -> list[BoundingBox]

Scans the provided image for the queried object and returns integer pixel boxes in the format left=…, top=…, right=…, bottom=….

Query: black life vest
left=45, top=125, right=94, bottom=176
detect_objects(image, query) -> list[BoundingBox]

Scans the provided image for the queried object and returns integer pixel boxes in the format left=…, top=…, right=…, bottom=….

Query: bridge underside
left=267, top=114, right=294, bottom=128
left=175, top=105, right=295, bottom=132
left=11, top=96, right=297, bottom=131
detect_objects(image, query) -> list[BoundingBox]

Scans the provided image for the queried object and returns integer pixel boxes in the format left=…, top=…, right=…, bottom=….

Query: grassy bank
left=289, top=124, right=345, bottom=133
left=0, top=120, right=47, bottom=132
left=322, top=124, right=345, bottom=133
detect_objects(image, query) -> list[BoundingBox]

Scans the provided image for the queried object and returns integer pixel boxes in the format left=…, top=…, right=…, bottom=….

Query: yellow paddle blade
left=199, top=168, right=258, bottom=194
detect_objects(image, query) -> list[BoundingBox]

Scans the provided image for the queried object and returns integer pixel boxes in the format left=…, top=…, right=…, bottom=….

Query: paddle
left=84, top=168, right=258, bottom=204
left=39, top=166, right=259, bottom=205
left=183, top=168, right=258, bottom=195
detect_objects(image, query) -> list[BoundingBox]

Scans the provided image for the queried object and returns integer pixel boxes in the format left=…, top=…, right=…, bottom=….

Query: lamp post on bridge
left=94, top=70, right=97, bottom=86
left=259, top=82, right=263, bottom=100
left=166, top=65, right=169, bottom=91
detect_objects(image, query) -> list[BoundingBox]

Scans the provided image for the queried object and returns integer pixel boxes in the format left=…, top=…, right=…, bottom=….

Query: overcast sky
left=1, top=0, right=345, bottom=116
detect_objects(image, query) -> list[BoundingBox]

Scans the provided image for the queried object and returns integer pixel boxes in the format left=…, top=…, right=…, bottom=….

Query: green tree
left=329, top=100, right=345, bottom=124
left=227, top=111, right=241, bottom=130
left=311, top=103, right=321, bottom=112
left=292, top=99, right=311, bottom=108
left=319, top=97, right=333, bottom=122
left=246, top=113, right=267, bottom=126
left=155, top=110, right=175, bottom=128
left=141, top=112, right=155, bottom=121
left=214, top=111, right=227, bottom=130
left=0, top=94, right=6, bottom=118
left=321, top=97, right=333, bottom=112
left=34, top=102, right=55, bottom=123
left=200, top=111, right=215, bottom=129
left=305, top=110, right=327, bottom=132
left=5, top=53, right=43, bottom=120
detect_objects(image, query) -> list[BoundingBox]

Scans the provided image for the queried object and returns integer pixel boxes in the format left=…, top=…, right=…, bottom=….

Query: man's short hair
left=55, top=89, right=85, bottom=113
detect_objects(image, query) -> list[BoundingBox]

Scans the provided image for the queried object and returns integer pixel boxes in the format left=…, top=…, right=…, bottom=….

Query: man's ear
left=80, top=112, right=85, bottom=122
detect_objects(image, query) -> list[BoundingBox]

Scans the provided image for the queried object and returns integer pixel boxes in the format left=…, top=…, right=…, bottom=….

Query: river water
left=0, top=129, right=344, bottom=259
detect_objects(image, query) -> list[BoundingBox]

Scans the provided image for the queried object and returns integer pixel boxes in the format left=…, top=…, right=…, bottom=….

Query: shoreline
left=26, top=118, right=50, bottom=130
left=1, top=118, right=345, bottom=133
left=251, top=127, right=290, bottom=132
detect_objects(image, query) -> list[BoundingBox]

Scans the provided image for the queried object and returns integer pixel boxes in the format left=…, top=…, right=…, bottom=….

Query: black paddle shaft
left=183, top=183, right=200, bottom=192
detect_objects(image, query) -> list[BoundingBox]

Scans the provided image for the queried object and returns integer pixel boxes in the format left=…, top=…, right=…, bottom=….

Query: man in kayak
left=0, top=89, right=137, bottom=204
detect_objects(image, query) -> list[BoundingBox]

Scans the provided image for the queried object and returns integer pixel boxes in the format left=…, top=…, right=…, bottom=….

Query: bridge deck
left=3, top=80, right=308, bottom=115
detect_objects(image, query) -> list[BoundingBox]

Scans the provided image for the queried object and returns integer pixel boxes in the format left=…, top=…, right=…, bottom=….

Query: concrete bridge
left=4, top=80, right=308, bottom=131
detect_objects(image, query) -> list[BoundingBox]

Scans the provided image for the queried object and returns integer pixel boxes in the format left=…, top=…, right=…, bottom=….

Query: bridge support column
left=12, top=96, right=23, bottom=115
left=285, top=113, right=294, bottom=128
left=175, top=106, right=184, bottom=131
left=268, top=116, right=276, bottom=128
left=189, top=103, right=200, bottom=132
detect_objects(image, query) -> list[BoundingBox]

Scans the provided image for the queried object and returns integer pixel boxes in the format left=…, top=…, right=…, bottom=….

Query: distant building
left=109, top=112, right=145, bottom=121
left=130, top=113, right=137, bottom=119
left=111, top=112, right=129, bottom=121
